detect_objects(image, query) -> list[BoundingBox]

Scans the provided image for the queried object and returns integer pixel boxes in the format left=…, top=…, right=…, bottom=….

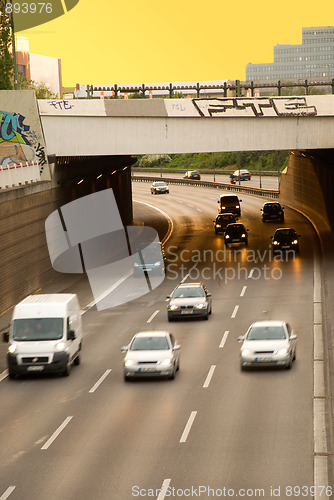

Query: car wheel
left=63, top=357, right=71, bottom=377
left=124, top=375, right=130, bottom=382
left=262, top=218, right=266, bottom=222
left=8, top=370, right=16, bottom=379
left=176, top=360, right=180, bottom=371
left=168, top=316, right=173, bottom=322
left=74, top=354, right=80, bottom=366
left=203, top=313, right=209, bottom=320
left=286, top=355, right=293, bottom=369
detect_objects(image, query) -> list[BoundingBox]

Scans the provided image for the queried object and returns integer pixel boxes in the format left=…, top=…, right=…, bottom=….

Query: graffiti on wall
left=192, top=97, right=317, bottom=118
left=0, top=110, right=46, bottom=170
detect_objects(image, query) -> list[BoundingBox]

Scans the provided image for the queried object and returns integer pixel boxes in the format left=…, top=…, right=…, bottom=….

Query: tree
left=0, top=0, right=13, bottom=89
left=17, top=75, right=58, bottom=98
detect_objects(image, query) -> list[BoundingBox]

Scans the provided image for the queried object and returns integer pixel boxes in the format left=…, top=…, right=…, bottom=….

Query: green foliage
left=0, top=2, right=13, bottom=90
left=134, top=151, right=289, bottom=172
left=17, top=75, right=58, bottom=98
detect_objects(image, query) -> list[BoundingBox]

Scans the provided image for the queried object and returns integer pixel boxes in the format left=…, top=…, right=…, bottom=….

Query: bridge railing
left=132, top=175, right=279, bottom=199
left=0, top=161, right=40, bottom=189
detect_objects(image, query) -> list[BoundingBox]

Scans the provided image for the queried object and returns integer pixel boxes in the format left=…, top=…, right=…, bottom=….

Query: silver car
left=167, top=282, right=212, bottom=321
left=151, top=181, right=169, bottom=194
left=122, top=331, right=180, bottom=380
left=238, top=321, right=297, bottom=370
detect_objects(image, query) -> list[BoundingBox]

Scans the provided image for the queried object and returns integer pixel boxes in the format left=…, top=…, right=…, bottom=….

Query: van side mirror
left=3, top=332, right=9, bottom=343
left=67, top=330, right=76, bottom=341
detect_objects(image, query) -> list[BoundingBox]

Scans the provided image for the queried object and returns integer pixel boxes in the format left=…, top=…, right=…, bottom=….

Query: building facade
left=246, top=26, right=334, bottom=82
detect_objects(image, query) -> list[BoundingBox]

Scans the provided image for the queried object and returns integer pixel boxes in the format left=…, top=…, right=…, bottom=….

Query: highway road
left=0, top=182, right=329, bottom=500
left=132, top=171, right=280, bottom=191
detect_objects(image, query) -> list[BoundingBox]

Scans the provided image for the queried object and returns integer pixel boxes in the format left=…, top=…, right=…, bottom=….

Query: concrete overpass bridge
left=1, top=90, right=334, bottom=313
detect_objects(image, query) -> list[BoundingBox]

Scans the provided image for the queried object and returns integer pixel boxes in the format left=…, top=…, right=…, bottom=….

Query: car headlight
left=55, top=341, right=65, bottom=351
left=216, top=224, right=221, bottom=228
left=241, top=349, right=252, bottom=357
left=225, top=234, right=230, bottom=239
left=8, top=343, right=17, bottom=354
left=169, top=305, right=179, bottom=311
left=292, top=240, right=298, bottom=245
left=273, top=240, right=279, bottom=245
left=276, top=348, right=289, bottom=355
left=236, top=205, right=240, bottom=208
left=159, top=358, right=172, bottom=366
left=154, top=261, right=162, bottom=266
left=195, top=303, right=207, bottom=309
left=221, top=206, right=226, bottom=209
left=125, top=359, right=135, bottom=367
left=241, top=233, right=246, bottom=238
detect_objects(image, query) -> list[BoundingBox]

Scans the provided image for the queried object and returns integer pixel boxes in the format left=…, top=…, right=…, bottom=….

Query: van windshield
left=220, top=196, right=238, bottom=203
left=12, top=318, right=64, bottom=341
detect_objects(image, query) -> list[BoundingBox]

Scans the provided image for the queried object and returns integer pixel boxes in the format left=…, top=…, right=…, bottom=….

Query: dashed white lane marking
left=240, top=286, right=247, bottom=297
left=147, top=310, right=160, bottom=323
left=180, top=411, right=197, bottom=443
left=89, top=369, right=112, bottom=394
left=157, top=479, right=171, bottom=500
left=203, top=365, right=216, bottom=388
left=219, top=331, right=229, bottom=348
left=0, top=369, right=8, bottom=382
left=0, top=487, right=16, bottom=500
left=41, top=416, right=73, bottom=450
left=231, top=305, right=239, bottom=318
left=248, top=268, right=255, bottom=279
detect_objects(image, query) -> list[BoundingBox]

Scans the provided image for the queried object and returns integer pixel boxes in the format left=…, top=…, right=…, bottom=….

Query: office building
left=246, top=26, right=334, bottom=82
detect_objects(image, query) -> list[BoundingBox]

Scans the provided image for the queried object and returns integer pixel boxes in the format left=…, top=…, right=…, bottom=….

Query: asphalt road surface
left=0, top=182, right=327, bottom=500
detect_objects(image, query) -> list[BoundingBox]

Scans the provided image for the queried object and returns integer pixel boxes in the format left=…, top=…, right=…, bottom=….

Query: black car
left=184, top=170, right=201, bottom=180
left=224, top=223, right=248, bottom=246
left=213, top=213, right=237, bottom=234
left=230, top=169, right=251, bottom=181
left=261, top=202, right=284, bottom=222
left=271, top=228, right=300, bottom=253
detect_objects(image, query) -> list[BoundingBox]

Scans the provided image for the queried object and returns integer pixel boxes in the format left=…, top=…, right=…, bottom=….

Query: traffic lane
left=0, top=186, right=317, bottom=498
left=0, top=197, right=230, bottom=498
left=132, top=171, right=280, bottom=190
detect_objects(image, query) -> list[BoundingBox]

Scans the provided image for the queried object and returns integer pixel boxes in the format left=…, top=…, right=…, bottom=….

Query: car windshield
left=172, top=286, right=205, bottom=298
left=217, top=215, right=234, bottom=221
left=12, top=318, right=64, bottom=341
left=247, top=325, right=286, bottom=340
left=154, top=182, right=166, bottom=187
left=275, top=230, right=295, bottom=239
left=265, top=204, right=280, bottom=211
left=130, top=336, right=169, bottom=350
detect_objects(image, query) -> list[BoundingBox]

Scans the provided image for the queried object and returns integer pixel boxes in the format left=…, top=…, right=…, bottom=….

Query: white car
left=122, top=331, right=180, bottom=380
left=151, top=181, right=169, bottom=194
left=238, top=320, right=297, bottom=370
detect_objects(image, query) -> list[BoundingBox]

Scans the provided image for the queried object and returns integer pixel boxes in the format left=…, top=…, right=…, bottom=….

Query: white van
left=3, top=294, right=82, bottom=379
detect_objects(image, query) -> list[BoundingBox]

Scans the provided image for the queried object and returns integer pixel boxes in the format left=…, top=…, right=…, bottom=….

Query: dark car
left=261, top=202, right=284, bottom=222
left=224, top=223, right=248, bottom=246
left=184, top=170, right=201, bottom=180
left=271, top=228, right=300, bottom=253
left=230, top=169, right=251, bottom=181
left=213, top=213, right=237, bottom=234
left=133, top=242, right=166, bottom=277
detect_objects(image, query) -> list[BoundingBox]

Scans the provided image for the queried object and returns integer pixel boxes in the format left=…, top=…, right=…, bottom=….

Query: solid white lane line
left=41, top=416, right=73, bottom=450
left=0, top=487, right=16, bottom=500
left=181, top=274, right=189, bottom=283
left=240, top=286, right=247, bottom=297
left=147, top=310, right=160, bottom=323
left=0, top=369, right=8, bottom=382
left=180, top=411, right=197, bottom=443
left=203, top=365, right=216, bottom=388
left=89, top=369, right=112, bottom=394
left=219, top=331, right=229, bottom=348
left=157, top=479, right=171, bottom=500
left=231, top=305, right=239, bottom=318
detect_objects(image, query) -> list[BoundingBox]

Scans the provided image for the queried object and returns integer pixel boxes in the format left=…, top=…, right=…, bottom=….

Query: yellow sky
left=19, top=0, right=334, bottom=87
